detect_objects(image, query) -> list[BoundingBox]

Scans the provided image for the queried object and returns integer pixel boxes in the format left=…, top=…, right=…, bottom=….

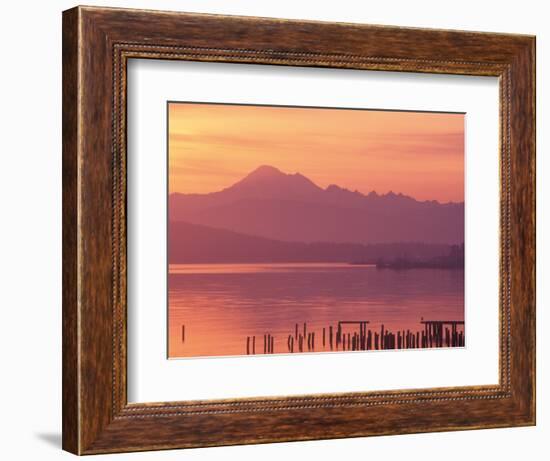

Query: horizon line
left=168, top=164, right=464, bottom=205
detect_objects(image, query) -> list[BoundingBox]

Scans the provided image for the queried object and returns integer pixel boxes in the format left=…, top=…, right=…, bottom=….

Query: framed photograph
left=166, top=102, right=466, bottom=360
left=62, top=6, right=535, bottom=454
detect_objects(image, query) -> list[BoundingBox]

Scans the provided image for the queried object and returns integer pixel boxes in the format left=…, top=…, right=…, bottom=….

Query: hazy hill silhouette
left=170, top=165, right=464, bottom=245
left=169, top=221, right=455, bottom=264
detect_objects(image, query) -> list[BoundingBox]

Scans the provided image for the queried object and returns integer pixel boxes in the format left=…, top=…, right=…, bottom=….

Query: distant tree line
left=374, top=243, right=464, bottom=270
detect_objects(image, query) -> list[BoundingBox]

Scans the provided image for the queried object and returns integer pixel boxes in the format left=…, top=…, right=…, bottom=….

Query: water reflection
left=168, top=263, right=464, bottom=358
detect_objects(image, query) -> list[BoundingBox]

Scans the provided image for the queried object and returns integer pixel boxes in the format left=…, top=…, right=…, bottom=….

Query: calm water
left=168, top=263, right=464, bottom=358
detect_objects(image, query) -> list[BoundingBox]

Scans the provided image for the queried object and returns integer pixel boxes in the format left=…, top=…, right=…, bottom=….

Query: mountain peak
left=246, top=165, right=285, bottom=180
left=225, top=165, right=324, bottom=200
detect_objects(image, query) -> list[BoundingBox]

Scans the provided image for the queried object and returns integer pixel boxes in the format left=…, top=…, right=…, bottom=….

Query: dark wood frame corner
left=62, top=5, right=536, bottom=455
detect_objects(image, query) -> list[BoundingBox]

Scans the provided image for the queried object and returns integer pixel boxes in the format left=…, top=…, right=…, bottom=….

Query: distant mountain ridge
left=170, top=165, right=464, bottom=245
left=169, top=221, right=456, bottom=264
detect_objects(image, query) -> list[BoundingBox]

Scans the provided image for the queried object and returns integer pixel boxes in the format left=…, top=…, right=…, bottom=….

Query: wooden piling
left=242, top=319, right=464, bottom=358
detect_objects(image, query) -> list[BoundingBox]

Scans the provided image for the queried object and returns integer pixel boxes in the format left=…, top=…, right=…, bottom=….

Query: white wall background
left=0, top=1, right=545, bottom=459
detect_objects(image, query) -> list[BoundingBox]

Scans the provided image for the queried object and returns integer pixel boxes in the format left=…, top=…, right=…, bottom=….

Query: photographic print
left=167, top=102, right=465, bottom=358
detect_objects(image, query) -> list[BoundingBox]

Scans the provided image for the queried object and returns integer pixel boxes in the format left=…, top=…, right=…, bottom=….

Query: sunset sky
left=168, top=102, right=464, bottom=203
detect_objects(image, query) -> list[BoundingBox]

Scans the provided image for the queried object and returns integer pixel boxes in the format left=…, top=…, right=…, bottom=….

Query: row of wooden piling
left=178, top=319, right=465, bottom=355
left=246, top=334, right=276, bottom=355
left=420, top=319, right=465, bottom=349
left=244, top=320, right=465, bottom=355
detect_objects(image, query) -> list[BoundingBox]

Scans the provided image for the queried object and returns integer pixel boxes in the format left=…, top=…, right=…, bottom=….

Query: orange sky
left=168, top=102, right=464, bottom=203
